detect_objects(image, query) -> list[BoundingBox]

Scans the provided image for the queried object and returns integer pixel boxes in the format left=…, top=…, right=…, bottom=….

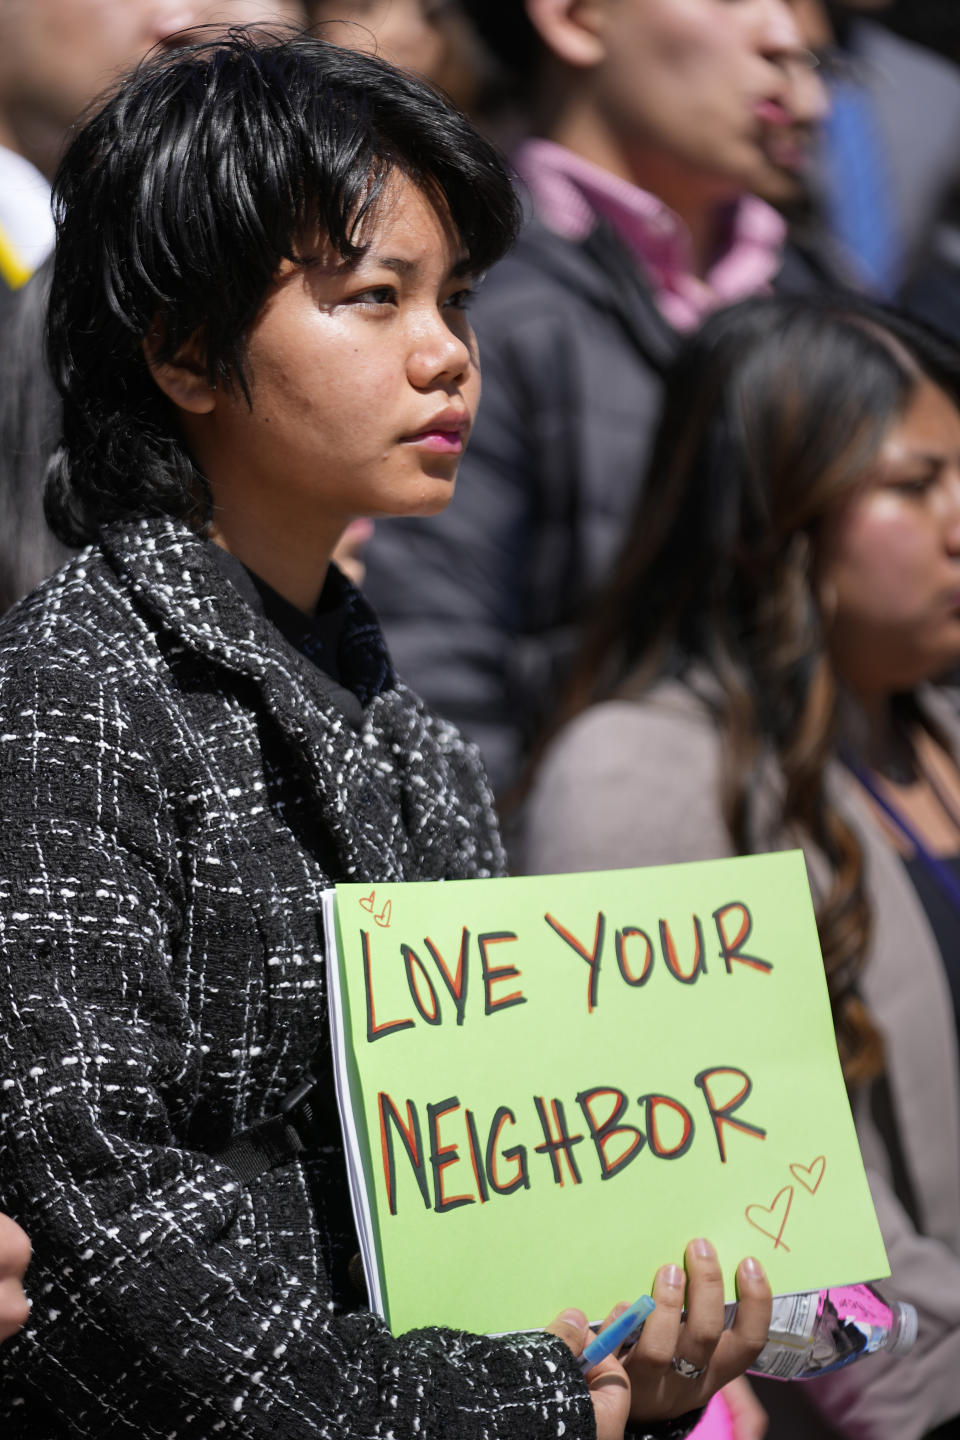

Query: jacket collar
left=512, top=218, right=680, bottom=374
left=99, top=515, right=395, bottom=699
left=97, top=516, right=496, bottom=885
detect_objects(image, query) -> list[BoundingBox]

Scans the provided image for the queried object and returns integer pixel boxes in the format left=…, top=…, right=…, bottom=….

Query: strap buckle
left=212, top=1070, right=326, bottom=1185
left=278, top=1070, right=325, bottom=1153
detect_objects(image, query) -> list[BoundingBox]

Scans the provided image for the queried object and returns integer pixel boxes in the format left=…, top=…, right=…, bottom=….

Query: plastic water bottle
left=724, top=1283, right=917, bottom=1382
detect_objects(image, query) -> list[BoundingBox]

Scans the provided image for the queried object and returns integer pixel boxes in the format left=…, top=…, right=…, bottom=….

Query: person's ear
left=142, top=323, right=216, bottom=416
left=525, top=0, right=608, bottom=69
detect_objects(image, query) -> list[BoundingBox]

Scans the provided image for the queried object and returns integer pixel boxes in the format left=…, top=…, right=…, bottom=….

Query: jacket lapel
left=99, top=518, right=499, bottom=886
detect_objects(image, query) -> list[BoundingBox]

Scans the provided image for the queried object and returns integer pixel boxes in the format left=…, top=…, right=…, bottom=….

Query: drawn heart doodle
left=789, top=1156, right=826, bottom=1195
left=745, top=1185, right=793, bottom=1251
left=359, top=890, right=376, bottom=913
left=374, top=900, right=392, bottom=929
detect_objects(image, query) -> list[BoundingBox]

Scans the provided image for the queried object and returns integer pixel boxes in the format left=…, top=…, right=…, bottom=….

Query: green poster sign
left=323, top=852, right=888, bottom=1336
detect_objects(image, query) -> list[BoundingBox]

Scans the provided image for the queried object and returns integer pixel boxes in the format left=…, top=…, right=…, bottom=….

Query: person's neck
left=841, top=688, right=917, bottom=784
left=0, top=107, right=61, bottom=180
left=208, top=517, right=341, bottom=617
left=539, top=102, right=739, bottom=279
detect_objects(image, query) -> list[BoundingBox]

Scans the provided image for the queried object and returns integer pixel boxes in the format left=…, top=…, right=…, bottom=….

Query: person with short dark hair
left=524, top=294, right=960, bottom=1440
left=0, top=31, right=770, bottom=1439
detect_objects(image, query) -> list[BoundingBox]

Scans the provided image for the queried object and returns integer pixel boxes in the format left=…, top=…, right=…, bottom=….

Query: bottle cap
left=890, top=1303, right=918, bottom=1357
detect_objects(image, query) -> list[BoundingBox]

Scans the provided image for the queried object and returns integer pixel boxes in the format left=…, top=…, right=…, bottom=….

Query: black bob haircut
left=46, top=27, right=522, bottom=545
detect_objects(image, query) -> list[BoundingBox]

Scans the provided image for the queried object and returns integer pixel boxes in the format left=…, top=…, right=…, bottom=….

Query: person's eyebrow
left=365, top=253, right=475, bottom=279
left=374, top=256, right=416, bottom=276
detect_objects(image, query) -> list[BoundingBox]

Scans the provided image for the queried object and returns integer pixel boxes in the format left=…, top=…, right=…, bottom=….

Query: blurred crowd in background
left=5, top=3, right=960, bottom=1439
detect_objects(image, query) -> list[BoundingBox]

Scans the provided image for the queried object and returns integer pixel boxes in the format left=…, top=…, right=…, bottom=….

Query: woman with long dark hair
left=524, top=295, right=960, bottom=1439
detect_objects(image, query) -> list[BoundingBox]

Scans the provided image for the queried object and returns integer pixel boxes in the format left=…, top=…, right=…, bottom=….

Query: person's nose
left=407, top=308, right=474, bottom=391
left=759, top=0, right=807, bottom=61
left=943, top=469, right=960, bottom=555
left=782, top=50, right=830, bottom=127
left=755, top=0, right=829, bottom=124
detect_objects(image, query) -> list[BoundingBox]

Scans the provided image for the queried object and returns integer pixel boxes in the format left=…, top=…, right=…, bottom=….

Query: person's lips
left=401, top=409, right=470, bottom=455
left=753, top=97, right=811, bottom=174
left=753, top=97, right=793, bottom=127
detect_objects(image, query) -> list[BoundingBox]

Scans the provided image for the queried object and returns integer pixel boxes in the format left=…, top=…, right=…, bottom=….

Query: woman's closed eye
left=886, top=469, right=938, bottom=498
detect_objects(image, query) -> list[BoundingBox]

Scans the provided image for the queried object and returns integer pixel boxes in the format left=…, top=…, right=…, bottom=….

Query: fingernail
left=663, top=1264, right=684, bottom=1288
left=691, top=1237, right=715, bottom=1260
left=559, top=1307, right=586, bottom=1328
left=740, top=1256, right=765, bottom=1280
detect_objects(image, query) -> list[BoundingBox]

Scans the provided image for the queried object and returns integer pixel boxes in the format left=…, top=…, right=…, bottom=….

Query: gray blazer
left=523, top=679, right=960, bottom=1440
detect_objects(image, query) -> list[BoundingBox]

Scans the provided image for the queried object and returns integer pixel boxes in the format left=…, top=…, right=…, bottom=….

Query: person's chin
left=380, top=473, right=459, bottom=520
left=414, top=483, right=458, bottom=518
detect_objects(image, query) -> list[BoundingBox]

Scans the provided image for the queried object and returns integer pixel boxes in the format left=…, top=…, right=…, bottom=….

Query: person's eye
left=349, top=285, right=399, bottom=308
left=443, top=288, right=475, bottom=312
left=889, top=474, right=935, bottom=497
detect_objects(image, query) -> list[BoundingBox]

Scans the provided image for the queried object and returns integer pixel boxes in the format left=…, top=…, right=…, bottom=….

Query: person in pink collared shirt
left=364, top=0, right=839, bottom=801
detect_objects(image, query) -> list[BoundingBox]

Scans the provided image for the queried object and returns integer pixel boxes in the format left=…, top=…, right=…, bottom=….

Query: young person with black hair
left=0, top=31, right=770, bottom=1439
left=524, top=295, right=960, bottom=1440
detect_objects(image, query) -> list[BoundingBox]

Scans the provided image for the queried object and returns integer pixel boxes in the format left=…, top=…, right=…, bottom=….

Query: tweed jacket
left=0, top=517, right=600, bottom=1439
left=523, top=678, right=960, bottom=1440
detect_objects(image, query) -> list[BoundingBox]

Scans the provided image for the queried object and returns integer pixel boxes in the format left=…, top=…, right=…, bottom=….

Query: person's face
left=309, top=0, right=480, bottom=109
left=820, top=378, right=960, bottom=696
left=0, top=0, right=307, bottom=139
left=583, top=0, right=822, bottom=196
left=311, top=0, right=447, bottom=73
left=186, top=173, right=481, bottom=542
left=192, top=0, right=307, bottom=26
left=0, top=1, right=195, bottom=133
left=748, top=0, right=832, bottom=207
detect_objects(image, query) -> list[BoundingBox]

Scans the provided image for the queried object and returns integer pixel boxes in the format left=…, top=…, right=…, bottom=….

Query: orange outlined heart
left=745, top=1185, right=793, bottom=1251
left=359, top=889, right=377, bottom=913
left=374, top=900, right=392, bottom=929
left=790, top=1156, right=826, bottom=1195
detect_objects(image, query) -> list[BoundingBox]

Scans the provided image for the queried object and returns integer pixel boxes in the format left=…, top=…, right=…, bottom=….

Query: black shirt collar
left=205, top=542, right=393, bottom=724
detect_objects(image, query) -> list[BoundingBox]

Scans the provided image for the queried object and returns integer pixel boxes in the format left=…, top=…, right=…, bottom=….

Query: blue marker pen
left=577, top=1294, right=657, bottom=1374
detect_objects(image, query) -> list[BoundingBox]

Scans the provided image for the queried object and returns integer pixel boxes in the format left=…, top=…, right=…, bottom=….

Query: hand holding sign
left=548, top=1244, right=771, bottom=1436
left=547, top=1306, right=631, bottom=1440
left=623, top=1244, right=771, bottom=1426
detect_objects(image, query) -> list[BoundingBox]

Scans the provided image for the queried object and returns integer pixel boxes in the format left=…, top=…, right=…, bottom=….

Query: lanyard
left=0, top=220, right=31, bottom=291
left=848, top=758, right=960, bottom=921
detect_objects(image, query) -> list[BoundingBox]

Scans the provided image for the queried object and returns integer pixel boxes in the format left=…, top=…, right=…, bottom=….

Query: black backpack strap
left=213, top=1072, right=326, bottom=1186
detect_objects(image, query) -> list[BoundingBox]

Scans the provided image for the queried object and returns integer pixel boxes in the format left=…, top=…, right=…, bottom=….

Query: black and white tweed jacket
left=0, top=517, right=597, bottom=1438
